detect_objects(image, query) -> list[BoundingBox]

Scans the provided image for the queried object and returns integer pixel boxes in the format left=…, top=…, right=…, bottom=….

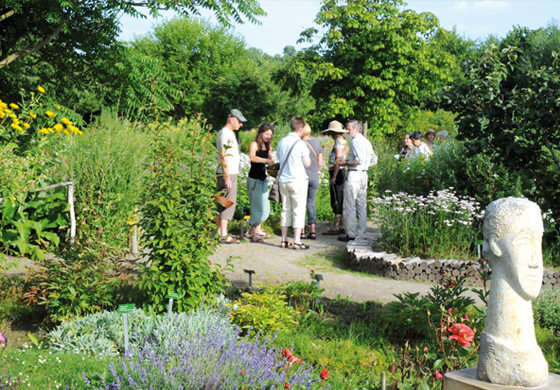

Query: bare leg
left=218, top=217, right=229, bottom=237
left=294, top=227, right=302, bottom=245
left=281, top=226, right=289, bottom=242
left=310, top=223, right=316, bottom=233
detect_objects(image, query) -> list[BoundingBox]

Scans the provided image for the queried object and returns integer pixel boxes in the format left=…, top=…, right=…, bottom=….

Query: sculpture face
left=493, top=212, right=544, bottom=301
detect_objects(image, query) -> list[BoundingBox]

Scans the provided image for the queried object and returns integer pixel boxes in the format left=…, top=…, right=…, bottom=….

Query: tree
left=0, top=0, right=265, bottom=69
left=275, top=0, right=455, bottom=135
left=433, top=44, right=560, bottom=247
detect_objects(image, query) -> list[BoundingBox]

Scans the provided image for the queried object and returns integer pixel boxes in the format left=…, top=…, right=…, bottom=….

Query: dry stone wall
left=346, top=236, right=559, bottom=287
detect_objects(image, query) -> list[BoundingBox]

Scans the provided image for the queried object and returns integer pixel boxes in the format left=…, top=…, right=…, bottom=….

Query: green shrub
left=264, top=280, right=324, bottom=315
left=138, top=118, right=227, bottom=313
left=23, top=252, right=133, bottom=323
left=230, top=291, right=299, bottom=335
left=533, top=288, right=560, bottom=335
left=47, top=305, right=234, bottom=357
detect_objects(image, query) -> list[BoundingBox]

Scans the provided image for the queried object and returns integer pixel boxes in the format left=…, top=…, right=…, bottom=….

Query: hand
left=267, top=159, right=275, bottom=165
left=330, top=178, right=336, bottom=185
left=225, top=177, right=232, bottom=189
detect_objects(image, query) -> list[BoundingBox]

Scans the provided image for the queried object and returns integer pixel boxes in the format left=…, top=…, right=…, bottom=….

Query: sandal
left=300, top=232, right=307, bottom=240
left=293, top=243, right=310, bottom=250
left=219, top=235, right=240, bottom=244
left=307, top=232, right=316, bottom=240
left=280, top=241, right=293, bottom=248
left=251, top=236, right=265, bottom=243
left=322, top=228, right=341, bottom=236
left=258, top=232, right=271, bottom=238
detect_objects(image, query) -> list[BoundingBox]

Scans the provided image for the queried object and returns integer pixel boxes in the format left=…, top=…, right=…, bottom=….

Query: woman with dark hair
left=247, top=122, right=275, bottom=242
left=398, top=132, right=413, bottom=162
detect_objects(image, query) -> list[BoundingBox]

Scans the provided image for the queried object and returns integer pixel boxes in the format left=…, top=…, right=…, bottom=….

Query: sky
left=118, top=1, right=560, bottom=56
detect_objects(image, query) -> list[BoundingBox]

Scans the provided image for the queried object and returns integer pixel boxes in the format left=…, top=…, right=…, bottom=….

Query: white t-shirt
left=412, top=143, right=432, bottom=160
left=216, top=127, right=239, bottom=175
left=277, top=132, right=309, bottom=182
left=348, top=133, right=377, bottom=170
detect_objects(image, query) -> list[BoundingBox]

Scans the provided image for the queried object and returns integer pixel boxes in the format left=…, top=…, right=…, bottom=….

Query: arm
left=318, top=152, right=323, bottom=171
left=219, top=145, right=232, bottom=189
left=249, top=141, right=274, bottom=165
left=302, top=148, right=311, bottom=168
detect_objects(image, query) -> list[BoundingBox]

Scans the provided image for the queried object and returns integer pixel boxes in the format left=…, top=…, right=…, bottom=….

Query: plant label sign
left=117, top=303, right=135, bottom=314
left=166, top=292, right=180, bottom=300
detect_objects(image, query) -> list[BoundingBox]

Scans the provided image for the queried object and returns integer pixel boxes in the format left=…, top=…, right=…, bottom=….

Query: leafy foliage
left=434, top=42, right=560, bottom=258
left=230, top=291, right=299, bottom=335
left=276, top=0, right=455, bottom=134
left=138, top=118, right=228, bottom=313
left=534, top=288, right=560, bottom=336
left=23, top=252, right=133, bottom=324
left=47, top=305, right=234, bottom=357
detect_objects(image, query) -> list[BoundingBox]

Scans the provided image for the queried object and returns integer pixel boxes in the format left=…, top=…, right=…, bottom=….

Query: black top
left=248, top=149, right=268, bottom=181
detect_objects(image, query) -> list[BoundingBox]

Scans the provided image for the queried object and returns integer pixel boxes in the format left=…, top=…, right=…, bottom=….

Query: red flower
left=320, top=369, right=329, bottom=380
left=448, top=323, right=475, bottom=347
left=282, top=348, right=292, bottom=358
left=423, top=347, right=428, bottom=353
left=464, top=314, right=469, bottom=320
left=241, top=369, right=245, bottom=376
left=447, top=308, right=452, bottom=313
left=285, top=382, right=290, bottom=389
left=435, top=370, right=443, bottom=380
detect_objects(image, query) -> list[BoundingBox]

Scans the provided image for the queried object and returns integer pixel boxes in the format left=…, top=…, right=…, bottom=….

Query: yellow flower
left=12, top=118, right=20, bottom=125
left=30, top=111, right=37, bottom=119
left=76, top=129, right=83, bottom=135
left=46, top=111, right=54, bottom=117
left=57, top=105, right=61, bottom=110
left=23, top=123, right=30, bottom=128
left=11, top=123, right=23, bottom=132
left=48, top=128, right=54, bottom=133
left=61, top=117, right=72, bottom=125
left=39, top=128, right=49, bottom=134
left=10, top=103, right=19, bottom=109
left=38, top=86, right=45, bottom=93
left=8, top=113, right=16, bottom=119
left=54, top=123, right=63, bottom=131
left=64, top=130, right=70, bottom=136
left=5, top=109, right=12, bottom=114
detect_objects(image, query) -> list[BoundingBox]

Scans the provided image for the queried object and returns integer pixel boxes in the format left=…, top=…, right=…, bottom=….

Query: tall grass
left=52, top=110, right=151, bottom=257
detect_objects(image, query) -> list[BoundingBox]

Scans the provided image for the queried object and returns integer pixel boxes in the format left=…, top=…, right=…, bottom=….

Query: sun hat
left=438, top=130, right=450, bottom=140
left=426, top=129, right=436, bottom=135
left=321, top=120, right=347, bottom=133
left=228, top=109, right=247, bottom=122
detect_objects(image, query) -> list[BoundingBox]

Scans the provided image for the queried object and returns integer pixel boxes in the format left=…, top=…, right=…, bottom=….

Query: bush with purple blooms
left=84, top=308, right=324, bottom=390
left=371, top=188, right=484, bottom=259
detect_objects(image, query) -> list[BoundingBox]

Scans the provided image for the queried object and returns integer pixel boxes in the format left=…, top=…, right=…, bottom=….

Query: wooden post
left=68, top=182, right=76, bottom=245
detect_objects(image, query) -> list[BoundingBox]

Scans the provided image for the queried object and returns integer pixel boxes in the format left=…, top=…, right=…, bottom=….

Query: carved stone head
left=482, top=197, right=543, bottom=301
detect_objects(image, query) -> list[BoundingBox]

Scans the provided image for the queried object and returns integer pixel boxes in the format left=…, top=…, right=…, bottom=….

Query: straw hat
left=322, top=120, right=347, bottom=133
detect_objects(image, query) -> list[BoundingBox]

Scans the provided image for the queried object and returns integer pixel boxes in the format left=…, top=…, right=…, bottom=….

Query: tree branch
left=0, top=23, right=64, bottom=69
left=0, top=9, right=15, bottom=23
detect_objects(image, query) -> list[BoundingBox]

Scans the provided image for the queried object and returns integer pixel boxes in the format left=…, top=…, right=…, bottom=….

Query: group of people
left=214, top=109, right=378, bottom=248
left=398, top=129, right=450, bottom=162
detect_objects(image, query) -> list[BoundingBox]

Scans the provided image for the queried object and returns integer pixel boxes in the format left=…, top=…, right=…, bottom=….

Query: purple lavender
left=85, top=310, right=318, bottom=389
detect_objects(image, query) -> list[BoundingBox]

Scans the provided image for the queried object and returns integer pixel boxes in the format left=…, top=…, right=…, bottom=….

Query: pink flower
left=435, top=370, right=443, bottom=380
left=448, top=323, right=475, bottom=347
left=447, top=308, right=452, bottom=313
left=423, top=347, right=428, bottom=353
left=464, top=314, right=469, bottom=320
left=0, top=333, right=5, bottom=343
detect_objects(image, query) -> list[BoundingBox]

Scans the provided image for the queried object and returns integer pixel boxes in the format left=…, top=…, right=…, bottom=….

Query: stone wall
left=346, top=237, right=560, bottom=287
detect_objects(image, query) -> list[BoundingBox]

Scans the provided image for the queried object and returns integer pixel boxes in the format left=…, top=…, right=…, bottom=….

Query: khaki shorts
left=217, top=174, right=237, bottom=221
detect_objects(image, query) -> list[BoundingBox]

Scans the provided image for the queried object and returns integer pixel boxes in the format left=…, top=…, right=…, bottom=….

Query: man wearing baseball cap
left=216, top=109, right=246, bottom=244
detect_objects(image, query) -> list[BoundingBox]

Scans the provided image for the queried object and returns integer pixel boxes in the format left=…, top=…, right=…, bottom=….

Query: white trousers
left=279, top=180, right=308, bottom=228
left=343, top=171, right=368, bottom=237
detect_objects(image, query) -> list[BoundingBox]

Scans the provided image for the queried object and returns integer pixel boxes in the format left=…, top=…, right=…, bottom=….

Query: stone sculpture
left=477, top=197, right=548, bottom=387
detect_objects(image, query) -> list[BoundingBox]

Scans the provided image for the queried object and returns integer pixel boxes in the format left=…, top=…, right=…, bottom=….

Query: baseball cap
left=228, top=109, right=247, bottom=122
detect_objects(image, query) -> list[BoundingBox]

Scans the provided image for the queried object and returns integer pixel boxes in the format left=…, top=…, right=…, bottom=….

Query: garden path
left=210, top=221, right=477, bottom=303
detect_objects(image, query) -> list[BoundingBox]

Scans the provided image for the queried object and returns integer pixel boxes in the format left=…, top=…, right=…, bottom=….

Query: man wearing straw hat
left=216, top=109, right=246, bottom=244
left=338, top=120, right=377, bottom=242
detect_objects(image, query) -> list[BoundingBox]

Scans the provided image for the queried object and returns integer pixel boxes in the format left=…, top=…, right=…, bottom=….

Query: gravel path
left=210, top=221, right=440, bottom=303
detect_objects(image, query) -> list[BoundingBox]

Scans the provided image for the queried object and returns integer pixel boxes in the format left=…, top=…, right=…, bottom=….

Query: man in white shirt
left=276, top=117, right=311, bottom=249
left=409, top=131, right=433, bottom=160
left=216, top=109, right=246, bottom=244
left=338, top=120, right=377, bottom=242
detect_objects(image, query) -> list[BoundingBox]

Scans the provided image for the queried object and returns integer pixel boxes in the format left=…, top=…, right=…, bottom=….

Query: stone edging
left=345, top=236, right=560, bottom=286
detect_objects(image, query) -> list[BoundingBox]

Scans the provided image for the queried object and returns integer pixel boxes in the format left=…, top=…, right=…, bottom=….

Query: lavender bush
left=371, top=188, right=484, bottom=259
left=84, top=309, right=321, bottom=390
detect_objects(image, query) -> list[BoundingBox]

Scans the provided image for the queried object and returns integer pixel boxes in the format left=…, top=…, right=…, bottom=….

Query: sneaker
left=337, top=235, right=355, bottom=242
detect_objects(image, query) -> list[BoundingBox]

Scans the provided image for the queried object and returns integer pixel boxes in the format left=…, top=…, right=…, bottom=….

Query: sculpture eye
left=513, top=235, right=530, bottom=247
